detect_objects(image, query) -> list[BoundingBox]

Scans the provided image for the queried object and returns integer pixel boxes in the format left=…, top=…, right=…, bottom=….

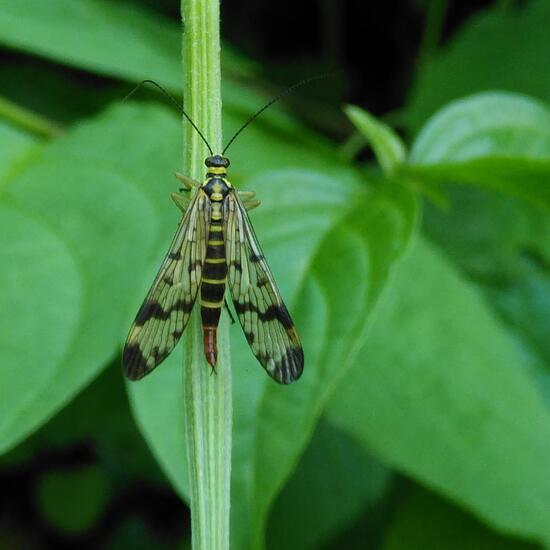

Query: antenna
left=222, top=71, right=339, bottom=155
left=123, top=79, right=213, bottom=155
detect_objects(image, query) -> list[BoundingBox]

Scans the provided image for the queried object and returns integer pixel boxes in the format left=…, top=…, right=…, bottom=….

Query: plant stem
left=180, top=1, right=232, bottom=549
left=0, top=95, right=62, bottom=138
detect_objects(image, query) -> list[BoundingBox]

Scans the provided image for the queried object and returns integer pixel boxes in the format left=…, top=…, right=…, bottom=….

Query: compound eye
left=205, top=155, right=230, bottom=168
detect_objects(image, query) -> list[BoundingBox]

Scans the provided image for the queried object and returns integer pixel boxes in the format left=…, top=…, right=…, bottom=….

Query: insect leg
left=238, top=190, right=260, bottom=210
left=242, top=199, right=260, bottom=211
left=171, top=191, right=191, bottom=212
left=175, top=172, right=200, bottom=190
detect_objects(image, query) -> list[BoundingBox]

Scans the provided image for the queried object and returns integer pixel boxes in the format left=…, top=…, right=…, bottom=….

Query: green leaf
left=0, top=0, right=253, bottom=117
left=0, top=104, right=181, bottom=452
left=407, top=92, right=550, bottom=209
left=410, top=92, right=550, bottom=164
left=0, top=0, right=333, bottom=159
left=0, top=0, right=182, bottom=87
left=327, top=236, right=550, bottom=545
left=267, top=418, right=391, bottom=550
left=128, top=168, right=418, bottom=549
left=345, top=105, right=406, bottom=175
left=0, top=204, right=81, bottom=449
left=382, top=487, right=537, bottom=550
left=405, top=0, right=550, bottom=132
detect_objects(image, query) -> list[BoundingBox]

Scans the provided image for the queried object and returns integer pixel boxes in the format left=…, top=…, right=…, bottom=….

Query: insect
left=122, top=80, right=308, bottom=384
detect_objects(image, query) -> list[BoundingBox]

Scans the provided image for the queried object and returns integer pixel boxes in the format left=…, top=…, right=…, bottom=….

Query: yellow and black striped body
left=200, top=158, right=232, bottom=367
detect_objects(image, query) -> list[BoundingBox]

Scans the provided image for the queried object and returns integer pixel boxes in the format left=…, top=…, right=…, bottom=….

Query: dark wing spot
left=233, top=301, right=249, bottom=316
left=233, top=302, right=294, bottom=330
left=122, top=343, right=150, bottom=380
left=135, top=301, right=165, bottom=325
left=273, top=346, right=304, bottom=385
left=260, top=304, right=294, bottom=329
left=135, top=299, right=193, bottom=325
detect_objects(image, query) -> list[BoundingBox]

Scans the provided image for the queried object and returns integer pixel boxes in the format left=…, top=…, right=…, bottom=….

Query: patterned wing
left=224, top=191, right=303, bottom=384
left=123, top=190, right=211, bottom=380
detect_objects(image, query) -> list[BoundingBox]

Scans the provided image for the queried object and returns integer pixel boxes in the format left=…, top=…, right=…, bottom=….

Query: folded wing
left=123, top=190, right=210, bottom=380
left=224, top=191, right=303, bottom=384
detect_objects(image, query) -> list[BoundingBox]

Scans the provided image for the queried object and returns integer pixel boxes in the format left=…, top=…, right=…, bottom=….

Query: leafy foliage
left=405, top=0, right=550, bottom=132
left=0, top=0, right=549, bottom=548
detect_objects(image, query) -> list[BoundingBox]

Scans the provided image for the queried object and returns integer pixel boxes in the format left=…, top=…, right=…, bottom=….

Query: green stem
left=0, top=95, right=62, bottom=138
left=180, top=1, right=232, bottom=549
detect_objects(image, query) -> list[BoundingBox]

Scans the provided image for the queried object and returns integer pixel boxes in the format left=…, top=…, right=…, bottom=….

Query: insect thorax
left=202, top=176, right=231, bottom=201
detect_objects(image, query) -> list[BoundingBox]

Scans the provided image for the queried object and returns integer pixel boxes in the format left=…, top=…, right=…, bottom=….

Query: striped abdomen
left=200, top=210, right=227, bottom=367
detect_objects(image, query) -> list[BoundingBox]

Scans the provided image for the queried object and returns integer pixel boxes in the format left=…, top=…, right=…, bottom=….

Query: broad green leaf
left=0, top=0, right=182, bottom=87
left=267, top=418, right=391, bottom=550
left=410, top=92, right=550, bottom=367
left=405, top=0, right=550, bottom=132
left=345, top=104, right=406, bottom=175
left=0, top=0, right=339, bottom=146
left=0, top=104, right=181, bottom=452
left=128, top=168, right=418, bottom=550
left=0, top=0, right=251, bottom=88
left=409, top=92, right=550, bottom=378
left=410, top=93, right=550, bottom=164
left=407, top=92, right=550, bottom=209
left=0, top=0, right=333, bottom=166
left=0, top=204, right=81, bottom=450
left=382, top=487, right=537, bottom=550
left=328, top=236, right=550, bottom=545
left=0, top=0, right=264, bottom=128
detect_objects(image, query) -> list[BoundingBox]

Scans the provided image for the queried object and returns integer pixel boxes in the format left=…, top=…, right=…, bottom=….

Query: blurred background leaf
left=407, top=92, right=550, bottom=209
left=0, top=104, right=177, bottom=453
left=405, top=0, right=550, bottom=133
left=328, top=236, right=550, bottom=545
